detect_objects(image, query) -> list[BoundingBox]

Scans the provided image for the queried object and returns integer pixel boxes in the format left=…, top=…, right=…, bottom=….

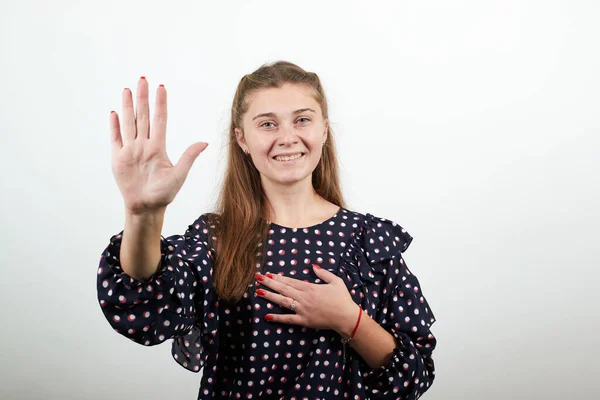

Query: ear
left=235, top=127, right=246, bottom=148
left=322, top=120, right=329, bottom=143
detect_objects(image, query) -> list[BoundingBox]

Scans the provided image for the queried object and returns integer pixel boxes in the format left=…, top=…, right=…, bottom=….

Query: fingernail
left=256, top=289, right=266, bottom=296
left=312, top=264, right=321, bottom=270
left=266, top=273, right=274, bottom=279
left=140, top=76, right=146, bottom=80
left=255, top=273, right=265, bottom=281
left=264, top=315, right=274, bottom=321
left=159, top=84, right=164, bottom=87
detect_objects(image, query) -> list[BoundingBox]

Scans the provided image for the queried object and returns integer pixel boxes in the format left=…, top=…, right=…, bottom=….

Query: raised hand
left=109, top=77, right=209, bottom=215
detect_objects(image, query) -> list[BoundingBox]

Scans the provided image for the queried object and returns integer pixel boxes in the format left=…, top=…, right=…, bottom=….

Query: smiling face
left=235, top=83, right=328, bottom=188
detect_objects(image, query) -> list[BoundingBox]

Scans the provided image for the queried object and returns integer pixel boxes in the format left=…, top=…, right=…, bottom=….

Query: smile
left=273, top=153, right=305, bottom=162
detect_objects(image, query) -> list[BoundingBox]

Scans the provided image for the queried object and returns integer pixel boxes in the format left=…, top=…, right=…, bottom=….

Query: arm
left=359, top=261, right=437, bottom=399
left=97, top=213, right=214, bottom=347
left=341, top=214, right=437, bottom=399
left=335, top=306, right=398, bottom=369
left=120, top=209, right=166, bottom=281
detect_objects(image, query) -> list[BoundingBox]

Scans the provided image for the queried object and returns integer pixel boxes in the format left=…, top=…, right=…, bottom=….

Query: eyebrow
left=252, top=108, right=316, bottom=121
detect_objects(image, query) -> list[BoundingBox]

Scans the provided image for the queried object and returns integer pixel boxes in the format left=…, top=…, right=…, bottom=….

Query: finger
left=109, top=111, right=122, bottom=158
left=256, top=272, right=303, bottom=300
left=173, top=142, right=209, bottom=185
left=151, top=84, right=167, bottom=145
left=256, top=288, right=300, bottom=312
left=121, top=88, right=136, bottom=144
left=136, top=76, right=150, bottom=140
left=266, top=272, right=312, bottom=292
left=312, top=264, right=341, bottom=284
left=265, top=313, right=303, bottom=326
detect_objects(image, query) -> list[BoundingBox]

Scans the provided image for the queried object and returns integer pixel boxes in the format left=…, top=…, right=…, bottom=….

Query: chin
left=276, top=175, right=307, bottom=185
left=263, top=171, right=313, bottom=186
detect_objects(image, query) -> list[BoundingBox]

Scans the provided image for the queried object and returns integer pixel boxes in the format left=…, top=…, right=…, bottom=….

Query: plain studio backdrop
left=1, top=1, right=598, bottom=399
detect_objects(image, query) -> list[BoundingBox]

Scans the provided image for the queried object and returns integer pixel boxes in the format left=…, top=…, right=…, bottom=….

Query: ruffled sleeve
left=360, top=214, right=437, bottom=399
left=96, top=213, right=219, bottom=373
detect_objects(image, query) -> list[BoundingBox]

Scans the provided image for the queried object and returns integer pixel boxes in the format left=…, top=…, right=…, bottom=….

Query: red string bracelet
left=341, top=305, right=363, bottom=344
left=341, top=305, right=362, bottom=367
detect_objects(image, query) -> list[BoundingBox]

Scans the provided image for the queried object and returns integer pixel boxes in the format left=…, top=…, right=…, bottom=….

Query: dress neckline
left=268, top=206, right=343, bottom=230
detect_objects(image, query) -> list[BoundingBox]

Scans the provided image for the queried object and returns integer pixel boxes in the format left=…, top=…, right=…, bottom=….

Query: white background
left=1, top=0, right=598, bottom=399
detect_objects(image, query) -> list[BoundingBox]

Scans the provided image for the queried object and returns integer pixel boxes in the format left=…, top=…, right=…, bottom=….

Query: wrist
left=125, top=207, right=166, bottom=220
left=335, top=303, right=361, bottom=338
left=125, top=209, right=166, bottom=228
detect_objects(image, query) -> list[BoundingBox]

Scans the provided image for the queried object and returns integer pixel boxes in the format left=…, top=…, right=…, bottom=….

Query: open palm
left=109, top=77, right=208, bottom=215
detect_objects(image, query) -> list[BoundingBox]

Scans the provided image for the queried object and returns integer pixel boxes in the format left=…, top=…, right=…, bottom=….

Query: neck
left=262, top=176, right=325, bottom=227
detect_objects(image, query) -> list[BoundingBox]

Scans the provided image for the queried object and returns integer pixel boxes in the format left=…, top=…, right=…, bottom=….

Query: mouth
left=272, top=152, right=306, bottom=163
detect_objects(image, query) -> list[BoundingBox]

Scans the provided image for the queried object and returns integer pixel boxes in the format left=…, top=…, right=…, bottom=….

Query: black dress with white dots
left=97, top=207, right=437, bottom=399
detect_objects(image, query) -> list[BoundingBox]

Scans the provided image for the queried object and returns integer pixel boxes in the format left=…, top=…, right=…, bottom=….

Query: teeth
left=275, top=153, right=303, bottom=161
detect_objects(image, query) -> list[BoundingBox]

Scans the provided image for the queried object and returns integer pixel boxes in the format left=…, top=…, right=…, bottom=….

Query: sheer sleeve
left=96, top=213, right=219, bottom=372
left=361, top=214, right=437, bottom=399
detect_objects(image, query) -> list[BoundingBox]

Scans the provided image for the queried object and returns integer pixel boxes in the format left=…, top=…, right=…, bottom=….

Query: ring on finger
left=290, top=298, right=297, bottom=312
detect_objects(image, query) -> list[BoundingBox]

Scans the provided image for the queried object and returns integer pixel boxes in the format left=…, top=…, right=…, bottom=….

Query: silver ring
left=290, top=299, right=297, bottom=311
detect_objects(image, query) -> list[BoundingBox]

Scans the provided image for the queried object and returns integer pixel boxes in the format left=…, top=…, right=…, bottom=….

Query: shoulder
left=187, top=212, right=220, bottom=232
left=342, top=207, right=414, bottom=260
left=180, top=213, right=221, bottom=253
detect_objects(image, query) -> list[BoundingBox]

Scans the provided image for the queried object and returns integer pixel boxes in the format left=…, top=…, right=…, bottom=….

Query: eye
left=260, top=121, right=275, bottom=128
left=297, top=117, right=311, bottom=124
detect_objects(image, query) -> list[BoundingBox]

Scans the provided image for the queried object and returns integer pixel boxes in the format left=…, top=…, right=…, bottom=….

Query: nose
left=278, top=124, right=299, bottom=146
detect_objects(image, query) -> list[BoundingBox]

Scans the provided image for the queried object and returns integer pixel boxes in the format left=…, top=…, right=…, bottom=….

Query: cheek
left=307, top=142, right=323, bottom=157
left=248, top=138, right=271, bottom=154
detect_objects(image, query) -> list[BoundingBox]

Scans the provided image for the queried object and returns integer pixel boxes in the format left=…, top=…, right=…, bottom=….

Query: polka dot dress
left=97, top=207, right=437, bottom=399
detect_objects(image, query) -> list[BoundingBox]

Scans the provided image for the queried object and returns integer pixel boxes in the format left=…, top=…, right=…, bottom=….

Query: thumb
left=312, top=264, right=338, bottom=284
left=174, top=142, right=209, bottom=182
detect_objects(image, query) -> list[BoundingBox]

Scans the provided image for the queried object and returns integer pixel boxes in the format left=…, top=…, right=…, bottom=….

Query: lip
left=272, top=152, right=306, bottom=163
left=272, top=152, right=305, bottom=159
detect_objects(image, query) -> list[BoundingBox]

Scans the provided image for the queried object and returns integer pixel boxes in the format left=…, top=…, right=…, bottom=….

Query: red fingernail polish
left=256, top=289, right=266, bottom=296
left=264, top=315, right=274, bottom=321
left=140, top=76, right=146, bottom=80
left=255, top=274, right=264, bottom=281
left=312, top=264, right=321, bottom=269
left=159, top=84, right=164, bottom=87
left=266, top=273, right=274, bottom=279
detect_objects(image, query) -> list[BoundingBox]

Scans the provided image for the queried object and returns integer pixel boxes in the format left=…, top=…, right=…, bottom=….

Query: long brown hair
left=208, top=60, right=346, bottom=303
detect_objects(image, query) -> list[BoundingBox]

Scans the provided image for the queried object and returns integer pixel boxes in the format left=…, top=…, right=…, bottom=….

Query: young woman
left=97, top=61, right=437, bottom=399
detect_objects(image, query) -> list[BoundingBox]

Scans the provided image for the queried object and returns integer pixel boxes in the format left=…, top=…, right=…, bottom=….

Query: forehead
left=245, top=83, right=320, bottom=117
